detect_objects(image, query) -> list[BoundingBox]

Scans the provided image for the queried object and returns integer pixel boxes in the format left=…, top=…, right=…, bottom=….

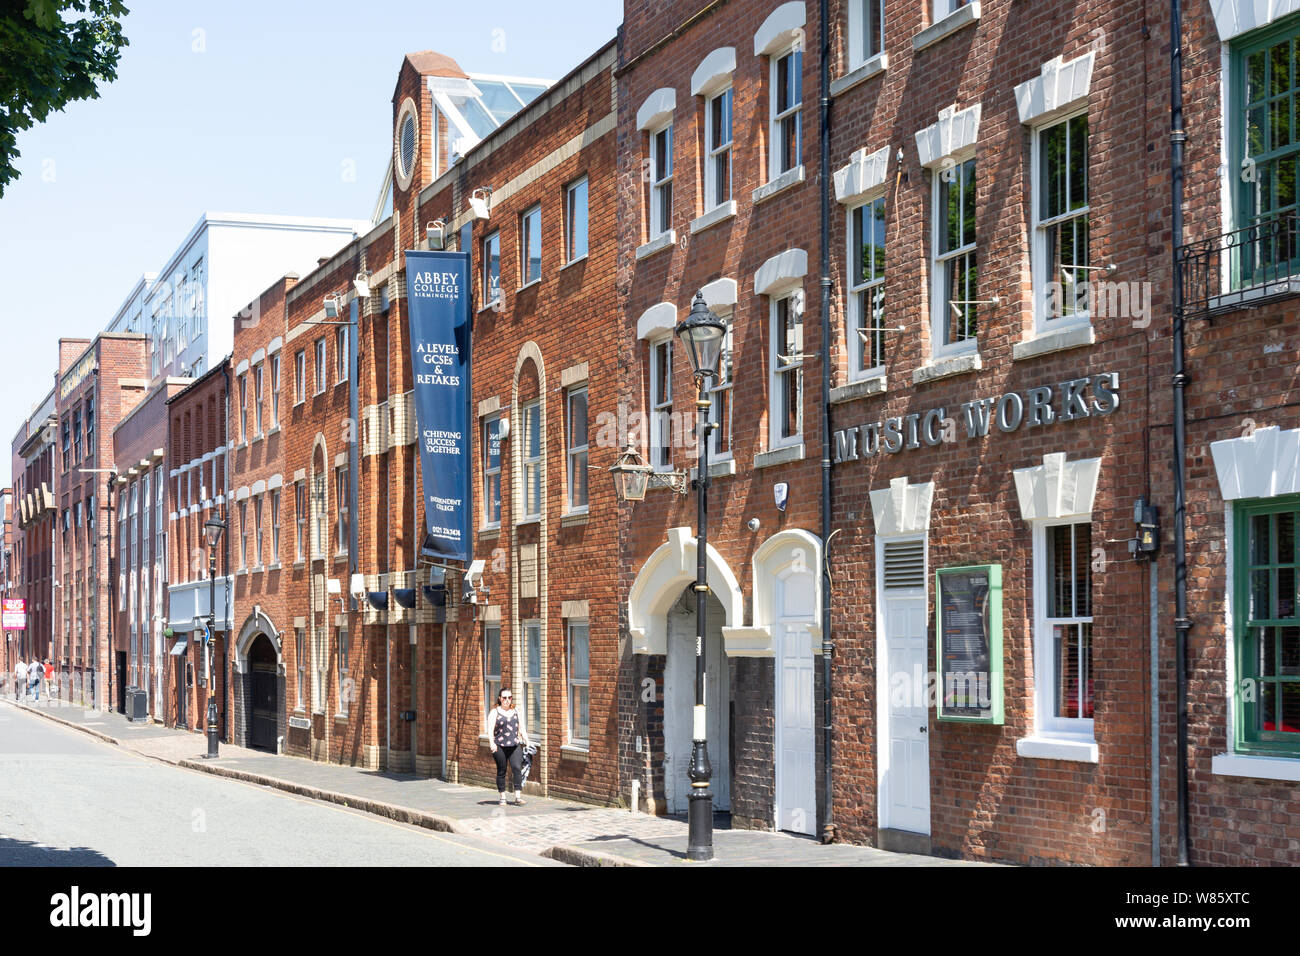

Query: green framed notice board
left=935, top=564, right=1004, bottom=724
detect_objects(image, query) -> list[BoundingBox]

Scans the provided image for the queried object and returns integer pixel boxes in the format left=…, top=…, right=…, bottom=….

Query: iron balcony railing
left=1178, top=212, right=1300, bottom=318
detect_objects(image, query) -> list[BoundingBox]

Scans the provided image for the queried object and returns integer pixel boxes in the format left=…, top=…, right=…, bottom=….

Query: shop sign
left=833, top=371, right=1120, bottom=463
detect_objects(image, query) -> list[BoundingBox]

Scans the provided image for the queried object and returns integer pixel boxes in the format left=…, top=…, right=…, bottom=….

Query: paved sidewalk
left=2, top=697, right=986, bottom=867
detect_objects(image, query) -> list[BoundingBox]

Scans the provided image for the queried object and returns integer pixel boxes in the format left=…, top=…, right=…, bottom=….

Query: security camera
left=747, top=518, right=760, bottom=532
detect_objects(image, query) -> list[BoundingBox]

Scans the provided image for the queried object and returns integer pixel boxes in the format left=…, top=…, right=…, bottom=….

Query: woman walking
left=487, top=689, right=530, bottom=806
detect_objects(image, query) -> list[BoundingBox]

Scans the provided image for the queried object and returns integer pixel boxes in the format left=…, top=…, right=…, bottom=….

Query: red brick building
left=9, top=388, right=56, bottom=677
left=229, top=277, right=295, bottom=751
left=251, top=44, right=621, bottom=802
left=1162, top=0, right=1300, bottom=866
left=616, top=0, right=828, bottom=834
left=818, top=0, right=1152, bottom=864
left=111, top=376, right=187, bottom=719
left=54, top=333, right=150, bottom=712
left=164, top=360, right=231, bottom=733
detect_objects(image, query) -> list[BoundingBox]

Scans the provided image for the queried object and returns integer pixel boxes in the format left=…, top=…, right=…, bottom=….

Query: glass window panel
left=1054, top=624, right=1080, bottom=718
left=475, top=81, right=522, bottom=123
left=1259, top=681, right=1278, bottom=732
left=1281, top=681, right=1300, bottom=732
left=522, top=206, right=541, bottom=283
left=1252, top=513, right=1271, bottom=565
left=1068, top=114, right=1089, bottom=210
left=1073, top=522, right=1092, bottom=617
left=1249, top=49, right=1268, bottom=103
left=569, top=390, right=587, bottom=448
left=567, top=178, right=588, bottom=260
left=1258, top=626, right=1278, bottom=677
left=1278, top=510, right=1296, bottom=563
left=1252, top=569, right=1272, bottom=619
left=1273, top=41, right=1292, bottom=97
left=572, top=685, right=589, bottom=741
left=1281, top=625, right=1300, bottom=675
left=1280, top=566, right=1298, bottom=618
left=571, top=624, right=589, bottom=680
left=508, top=82, right=548, bottom=105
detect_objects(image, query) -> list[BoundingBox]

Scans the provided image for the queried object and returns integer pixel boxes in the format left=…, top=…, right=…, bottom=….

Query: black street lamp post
left=612, top=291, right=725, bottom=861
left=202, top=514, right=226, bottom=759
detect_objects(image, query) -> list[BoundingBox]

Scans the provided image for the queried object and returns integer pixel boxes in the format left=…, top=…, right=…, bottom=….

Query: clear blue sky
left=0, top=0, right=621, bottom=485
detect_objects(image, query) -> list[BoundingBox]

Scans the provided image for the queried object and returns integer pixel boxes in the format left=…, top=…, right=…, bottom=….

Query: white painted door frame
left=875, top=533, right=931, bottom=835
left=774, top=565, right=817, bottom=835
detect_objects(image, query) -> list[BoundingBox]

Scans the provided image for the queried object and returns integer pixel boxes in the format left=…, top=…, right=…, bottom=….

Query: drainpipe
left=222, top=360, right=232, bottom=741
left=1169, top=0, right=1192, bottom=867
left=818, top=0, right=835, bottom=844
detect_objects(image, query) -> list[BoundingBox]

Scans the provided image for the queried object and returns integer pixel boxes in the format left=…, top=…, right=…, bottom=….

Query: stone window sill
left=1211, top=752, right=1300, bottom=782
left=480, top=526, right=501, bottom=540
left=1012, top=323, right=1095, bottom=361
left=690, top=458, right=736, bottom=481
left=268, top=424, right=281, bottom=436
left=912, top=351, right=982, bottom=385
left=266, top=563, right=282, bottom=572
left=293, top=560, right=305, bottom=570
left=636, top=231, right=676, bottom=261
left=561, top=254, right=588, bottom=272
left=1015, top=734, right=1098, bottom=763
left=334, top=714, right=349, bottom=724
left=913, top=2, right=981, bottom=52
left=753, top=165, right=805, bottom=205
left=560, top=744, right=589, bottom=762
left=515, top=515, right=541, bottom=528
left=830, top=374, right=887, bottom=405
left=478, top=298, right=504, bottom=315
left=754, top=443, right=805, bottom=469
left=830, top=53, right=888, bottom=97
left=252, top=433, right=264, bottom=445
left=689, top=201, right=737, bottom=235
left=517, top=279, right=541, bottom=293
left=561, top=511, right=590, bottom=528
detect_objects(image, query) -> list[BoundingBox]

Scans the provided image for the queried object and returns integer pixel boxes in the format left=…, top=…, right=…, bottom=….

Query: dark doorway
left=115, top=651, right=127, bottom=714
left=249, top=635, right=278, bottom=752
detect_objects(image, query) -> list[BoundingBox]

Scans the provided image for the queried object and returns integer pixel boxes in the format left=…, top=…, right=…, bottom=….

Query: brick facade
left=165, top=360, right=231, bottom=735
left=54, top=334, right=150, bottom=711
left=616, top=0, right=828, bottom=834
left=229, top=277, right=296, bottom=753
left=9, top=393, right=57, bottom=676
left=112, top=376, right=187, bottom=720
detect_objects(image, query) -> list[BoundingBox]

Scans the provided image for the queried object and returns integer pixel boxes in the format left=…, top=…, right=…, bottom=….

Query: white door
left=664, top=600, right=729, bottom=814
left=776, top=566, right=816, bottom=835
left=877, top=537, right=930, bottom=835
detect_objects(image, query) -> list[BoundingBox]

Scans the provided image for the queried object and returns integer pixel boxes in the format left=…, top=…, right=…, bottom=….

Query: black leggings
left=493, top=745, right=524, bottom=793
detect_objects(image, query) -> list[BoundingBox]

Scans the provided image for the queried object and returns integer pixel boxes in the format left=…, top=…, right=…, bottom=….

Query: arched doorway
left=248, top=635, right=278, bottom=752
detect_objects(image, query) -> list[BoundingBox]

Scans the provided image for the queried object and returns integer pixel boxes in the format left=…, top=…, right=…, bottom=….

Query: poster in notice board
left=935, top=565, right=1003, bottom=724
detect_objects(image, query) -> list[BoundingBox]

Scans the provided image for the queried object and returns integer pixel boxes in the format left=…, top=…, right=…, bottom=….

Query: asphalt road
left=0, top=705, right=562, bottom=867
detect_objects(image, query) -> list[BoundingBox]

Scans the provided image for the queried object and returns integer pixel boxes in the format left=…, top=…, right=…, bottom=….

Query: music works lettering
left=833, top=371, right=1119, bottom=464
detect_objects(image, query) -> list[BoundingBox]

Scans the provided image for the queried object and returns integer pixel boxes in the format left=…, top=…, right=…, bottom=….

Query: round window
left=399, top=113, right=417, bottom=180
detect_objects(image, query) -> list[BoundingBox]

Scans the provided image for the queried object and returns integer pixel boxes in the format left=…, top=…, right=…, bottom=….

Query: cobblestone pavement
left=2, top=697, right=990, bottom=867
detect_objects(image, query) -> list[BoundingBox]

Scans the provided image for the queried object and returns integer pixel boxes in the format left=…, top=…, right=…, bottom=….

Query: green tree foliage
left=0, top=0, right=128, bottom=195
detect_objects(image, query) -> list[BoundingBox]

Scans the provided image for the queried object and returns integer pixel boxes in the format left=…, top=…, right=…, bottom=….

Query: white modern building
left=104, top=212, right=372, bottom=381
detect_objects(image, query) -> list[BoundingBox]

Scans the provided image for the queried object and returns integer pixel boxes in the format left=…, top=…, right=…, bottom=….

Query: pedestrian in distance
left=43, top=659, right=54, bottom=703
left=487, top=689, right=530, bottom=806
left=13, top=658, right=24, bottom=700
left=27, top=658, right=42, bottom=703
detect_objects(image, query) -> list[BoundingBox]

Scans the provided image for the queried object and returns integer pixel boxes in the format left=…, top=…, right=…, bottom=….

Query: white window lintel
left=1013, top=452, right=1101, bottom=522
left=637, top=302, right=677, bottom=341
left=834, top=145, right=891, bottom=205
left=691, top=47, right=737, bottom=97
left=637, top=88, right=676, bottom=132
left=1015, top=52, right=1095, bottom=126
left=754, top=248, right=808, bottom=297
left=915, top=103, right=982, bottom=169
left=754, top=2, right=806, bottom=56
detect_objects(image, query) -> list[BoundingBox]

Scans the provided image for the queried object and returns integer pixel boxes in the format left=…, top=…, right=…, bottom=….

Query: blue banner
left=405, top=250, right=472, bottom=561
